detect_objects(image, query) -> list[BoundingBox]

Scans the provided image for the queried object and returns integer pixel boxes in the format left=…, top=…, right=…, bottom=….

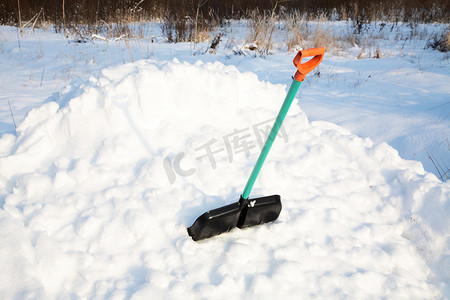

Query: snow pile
left=0, top=60, right=448, bottom=299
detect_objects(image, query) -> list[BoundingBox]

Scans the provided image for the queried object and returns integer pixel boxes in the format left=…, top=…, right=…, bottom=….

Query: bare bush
left=426, top=27, right=450, bottom=52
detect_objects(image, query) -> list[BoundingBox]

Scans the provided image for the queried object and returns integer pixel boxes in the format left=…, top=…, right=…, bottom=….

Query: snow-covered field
left=0, top=23, right=449, bottom=298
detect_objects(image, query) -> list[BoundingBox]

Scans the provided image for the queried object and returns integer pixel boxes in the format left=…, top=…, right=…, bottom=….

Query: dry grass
left=426, top=26, right=450, bottom=52
left=247, top=11, right=352, bottom=55
left=57, top=12, right=448, bottom=60
left=446, top=29, right=450, bottom=50
left=309, top=23, right=342, bottom=53
left=285, top=11, right=306, bottom=52
left=245, top=9, right=277, bottom=54
left=427, top=148, right=450, bottom=182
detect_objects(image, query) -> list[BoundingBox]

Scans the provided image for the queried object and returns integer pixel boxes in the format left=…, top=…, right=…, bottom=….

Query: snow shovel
left=187, top=47, right=325, bottom=241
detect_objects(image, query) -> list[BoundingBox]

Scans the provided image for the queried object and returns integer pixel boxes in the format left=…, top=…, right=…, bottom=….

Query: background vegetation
left=2, top=0, right=450, bottom=28
left=2, top=0, right=449, bottom=53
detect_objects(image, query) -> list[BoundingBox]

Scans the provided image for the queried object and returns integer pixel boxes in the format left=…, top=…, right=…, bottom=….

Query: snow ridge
left=0, top=60, right=448, bottom=299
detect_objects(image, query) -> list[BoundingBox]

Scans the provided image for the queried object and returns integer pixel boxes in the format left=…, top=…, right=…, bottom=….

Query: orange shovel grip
left=293, top=47, right=325, bottom=82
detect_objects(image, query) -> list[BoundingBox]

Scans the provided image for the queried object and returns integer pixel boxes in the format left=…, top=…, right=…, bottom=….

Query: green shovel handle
left=241, top=47, right=325, bottom=200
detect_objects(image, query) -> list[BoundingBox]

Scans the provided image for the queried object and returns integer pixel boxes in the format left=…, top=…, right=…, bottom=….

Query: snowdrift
left=0, top=60, right=448, bottom=299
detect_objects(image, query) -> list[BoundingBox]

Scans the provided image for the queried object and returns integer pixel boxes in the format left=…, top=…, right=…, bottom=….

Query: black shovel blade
left=187, top=202, right=241, bottom=241
left=187, top=195, right=282, bottom=241
left=237, top=195, right=282, bottom=228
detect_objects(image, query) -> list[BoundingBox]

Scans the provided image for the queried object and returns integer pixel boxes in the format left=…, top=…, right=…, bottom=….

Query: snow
left=0, top=23, right=449, bottom=298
